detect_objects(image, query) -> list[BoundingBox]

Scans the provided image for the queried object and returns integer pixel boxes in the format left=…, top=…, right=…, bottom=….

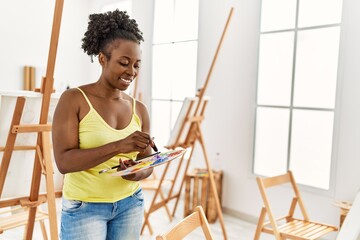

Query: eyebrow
left=118, top=56, right=141, bottom=62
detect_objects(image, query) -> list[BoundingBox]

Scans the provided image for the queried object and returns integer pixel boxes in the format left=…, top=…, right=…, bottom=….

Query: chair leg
left=254, top=207, right=266, bottom=240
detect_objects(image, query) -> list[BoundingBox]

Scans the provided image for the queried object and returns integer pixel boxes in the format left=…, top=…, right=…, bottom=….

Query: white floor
left=140, top=191, right=274, bottom=240
left=0, top=194, right=274, bottom=240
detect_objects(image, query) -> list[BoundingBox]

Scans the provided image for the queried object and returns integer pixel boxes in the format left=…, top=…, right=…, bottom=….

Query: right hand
left=119, top=130, right=154, bottom=154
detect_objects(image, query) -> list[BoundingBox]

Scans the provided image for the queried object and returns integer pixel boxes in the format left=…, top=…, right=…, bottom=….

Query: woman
left=52, top=10, right=153, bottom=239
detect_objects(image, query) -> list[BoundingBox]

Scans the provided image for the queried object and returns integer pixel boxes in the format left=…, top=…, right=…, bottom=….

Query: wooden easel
left=141, top=7, right=234, bottom=239
left=0, top=0, right=64, bottom=239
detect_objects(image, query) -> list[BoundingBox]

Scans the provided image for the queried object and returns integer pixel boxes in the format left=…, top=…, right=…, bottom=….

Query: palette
left=110, top=149, right=186, bottom=177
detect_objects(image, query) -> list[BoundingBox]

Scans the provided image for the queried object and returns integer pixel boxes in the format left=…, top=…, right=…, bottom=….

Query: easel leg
left=165, top=153, right=185, bottom=210
left=141, top=162, right=171, bottom=235
left=40, top=220, right=49, bottom=240
left=41, top=132, right=59, bottom=239
left=25, top=131, right=45, bottom=239
left=159, top=190, right=173, bottom=221
left=171, top=145, right=196, bottom=217
left=24, top=132, right=58, bottom=239
left=198, top=127, right=228, bottom=240
left=0, top=97, right=25, bottom=195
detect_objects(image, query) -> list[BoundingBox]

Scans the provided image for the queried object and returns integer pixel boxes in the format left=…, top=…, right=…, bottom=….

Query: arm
left=52, top=89, right=153, bottom=174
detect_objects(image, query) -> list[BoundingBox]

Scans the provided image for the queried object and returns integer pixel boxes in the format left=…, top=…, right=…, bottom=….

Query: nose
left=126, top=66, right=137, bottom=77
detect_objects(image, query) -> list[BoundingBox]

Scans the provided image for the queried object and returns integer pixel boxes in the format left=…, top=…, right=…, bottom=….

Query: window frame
left=150, top=0, right=200, bottom=149
left=252, top=0, right=343, bottom=194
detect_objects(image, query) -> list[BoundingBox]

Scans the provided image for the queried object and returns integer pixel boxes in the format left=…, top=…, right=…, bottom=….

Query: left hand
left=117, top=158, right=151, bottom=181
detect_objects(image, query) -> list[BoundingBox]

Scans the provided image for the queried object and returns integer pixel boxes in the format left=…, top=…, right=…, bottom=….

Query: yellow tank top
left=62, top=88, right=141, bottom=202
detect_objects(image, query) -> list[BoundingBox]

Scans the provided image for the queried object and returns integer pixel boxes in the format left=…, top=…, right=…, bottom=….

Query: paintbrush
left=152, top=141, right=158, bottom=152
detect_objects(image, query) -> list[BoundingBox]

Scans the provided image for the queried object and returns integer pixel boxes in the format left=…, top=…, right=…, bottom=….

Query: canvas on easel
left=0, top=92, right=63, bottom=198
left=166, top=96, right=210, bottom=149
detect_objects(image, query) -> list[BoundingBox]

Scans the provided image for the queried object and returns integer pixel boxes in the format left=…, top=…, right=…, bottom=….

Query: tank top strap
left=132, top=97, right=136, bottom=113
left=77, top=87, right=93, bottom=109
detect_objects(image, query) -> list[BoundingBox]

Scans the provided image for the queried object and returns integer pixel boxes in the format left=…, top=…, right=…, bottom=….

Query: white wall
left=56, top=0, right=96, bottom=89
left=195, top=0, right=262, bottom=220
left=0, top=0, right=95, bottom=92
left=1, top=0, right=360, bottom=238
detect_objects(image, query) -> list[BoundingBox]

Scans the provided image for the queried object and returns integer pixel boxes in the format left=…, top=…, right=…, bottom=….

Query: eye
left=134, top=61, right=141, bottom=69
left=119, top=62, right=128, bottom=67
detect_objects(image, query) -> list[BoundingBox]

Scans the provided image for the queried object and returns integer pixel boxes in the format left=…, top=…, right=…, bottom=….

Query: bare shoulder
left=59, top=88, right=81, bottom=100
left=55, top=88, right=85, bottom=112
left=135, top=99, right=149, bottom=116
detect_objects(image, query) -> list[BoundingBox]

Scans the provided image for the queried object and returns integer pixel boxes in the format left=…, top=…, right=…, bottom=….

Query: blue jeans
left=60, top=188, right=144, bottom=240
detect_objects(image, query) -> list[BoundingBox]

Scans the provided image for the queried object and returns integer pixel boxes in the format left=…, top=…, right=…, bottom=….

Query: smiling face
left=99, top=39, right=142, bottom=91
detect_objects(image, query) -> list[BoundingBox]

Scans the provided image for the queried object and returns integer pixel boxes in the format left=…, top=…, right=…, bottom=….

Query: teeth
left=121, top=78, right=131, bottom=83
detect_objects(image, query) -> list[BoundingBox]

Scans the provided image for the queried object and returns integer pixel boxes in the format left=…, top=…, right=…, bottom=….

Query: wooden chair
left=156, top=205, right=214, bottom=240
left=254, top=170, right=338, bottom=240
left=336, top=190, right=360, bottom=240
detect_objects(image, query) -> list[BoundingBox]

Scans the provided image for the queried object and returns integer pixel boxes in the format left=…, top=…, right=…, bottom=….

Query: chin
left=118, top=85, right=130, bottom=91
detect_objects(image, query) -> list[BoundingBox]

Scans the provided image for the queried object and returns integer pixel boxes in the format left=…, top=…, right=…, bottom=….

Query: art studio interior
left=0, top=0, right=359, bottom=239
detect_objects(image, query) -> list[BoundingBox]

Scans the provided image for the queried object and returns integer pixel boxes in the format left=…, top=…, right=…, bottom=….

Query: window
left=151, top=0, right=199, bottom=148
left=253, top=0, right=343, bottom=190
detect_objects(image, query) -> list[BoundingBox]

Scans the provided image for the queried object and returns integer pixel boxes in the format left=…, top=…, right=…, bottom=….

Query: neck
left=93, top=81, right=123, bottom=99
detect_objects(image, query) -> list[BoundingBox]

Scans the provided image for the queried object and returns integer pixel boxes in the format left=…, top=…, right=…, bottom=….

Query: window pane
left=260, top=0, right=297, bottom=32
left=171, top=41, right=197, bottom=100
left=298, top=0, right=343, bottom=28
left=174, top=0, right=199, bottom=41
left=152, top=44, right=173, bottom=100
left=153, top=0, right=174, bottom=44
left=152, top=42, right=197, bottom=101
left=289, top=109, right=334, bottom=189
left=151, top=100, right=171, bottom=150
left=254, top=107, right=290, bottom=176
left=293, top=27, right=340, bottom=109
left=257, top=32, right=294, bottom=106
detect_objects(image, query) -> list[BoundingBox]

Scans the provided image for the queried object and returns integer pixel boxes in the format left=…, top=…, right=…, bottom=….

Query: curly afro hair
left=81, top=9, right=144, bottom=61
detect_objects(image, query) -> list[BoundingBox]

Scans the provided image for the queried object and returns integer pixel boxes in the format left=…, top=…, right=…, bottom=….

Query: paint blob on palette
left=111, top=149, right=187, bottom=177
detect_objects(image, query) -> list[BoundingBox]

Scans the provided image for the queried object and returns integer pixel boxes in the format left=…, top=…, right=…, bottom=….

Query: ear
left=98, top=52, right=106, bottom=66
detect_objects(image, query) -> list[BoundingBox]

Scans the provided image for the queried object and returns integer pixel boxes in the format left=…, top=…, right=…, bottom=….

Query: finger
left=129, top=159, right=138, bottom=166
left=124, top=159, right=137, bottom=167
left=118, top=159, right=127, bottom=170
left=133, top=130, right=151, bottom=140
left=122, top=160, right=132, bottom=167
left=135, top=141, right=150, bottom=150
